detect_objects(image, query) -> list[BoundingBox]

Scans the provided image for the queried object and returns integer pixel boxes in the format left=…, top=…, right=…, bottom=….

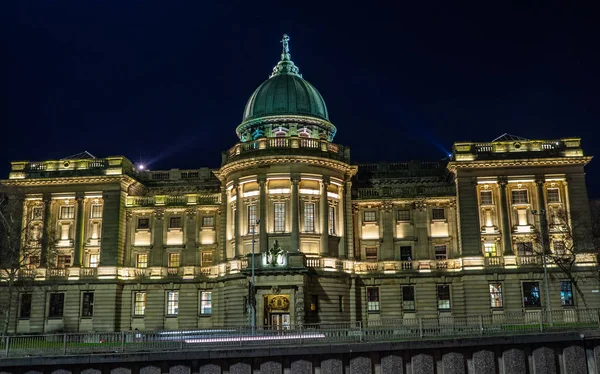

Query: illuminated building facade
left=1, top=35, right=598, bottom=333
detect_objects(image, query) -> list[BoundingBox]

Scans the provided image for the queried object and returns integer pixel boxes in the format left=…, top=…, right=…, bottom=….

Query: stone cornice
left=1, top=175, right=139, bottom=188
left=447, top=156, right=592, bottom=173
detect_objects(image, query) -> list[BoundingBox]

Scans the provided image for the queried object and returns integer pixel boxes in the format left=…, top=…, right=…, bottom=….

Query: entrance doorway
left=263, top=294, right=291, bottom=329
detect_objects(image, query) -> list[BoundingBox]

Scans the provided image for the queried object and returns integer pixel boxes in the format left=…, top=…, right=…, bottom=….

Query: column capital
left=321, top=176, right=330, bottom=186
left=185, top=208, right=197, bottom=219
left=257, top=175, right=267, bottom=185
left=535, top=175, right=546, bottom=186
left=497, top=176, right=508, bottom=187
left=154, top=208, right=165, bottom=220
left=290, top=174, right=301, bottom=185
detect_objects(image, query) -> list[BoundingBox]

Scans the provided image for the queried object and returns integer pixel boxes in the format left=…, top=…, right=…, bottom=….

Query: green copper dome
left=242, top=34, right=329, bottom=122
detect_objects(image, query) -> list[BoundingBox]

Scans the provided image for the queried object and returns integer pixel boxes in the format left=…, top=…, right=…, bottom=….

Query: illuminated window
left=136, top=253, right=148, bottom=268
left=202, top=216, right=215, bottom=228
left=169, top=217, right=182, bottom=229
left=166, top=291, right=179, bottom=315
left=274, top=203, right=286, bottom=232
left=57, top=255, right=71, bottom=268
left=397, top=210, right=410, bottom=221
left=434, top=245, right=447, bottom=260
left=134, top=292, right=146, bottom=316
left=432, top=208, right=445, bottom=220
left=364, top=211, right=376, bottom=222
left=304, top=203, right=315, bottom=232
left=484, top=243, right=497, bottom=257
left=310, top=295, right=318, bottom=312
left=201, top=251, right=214, bottom=265
left=81, top=292, right=94, bottom=317
left=137, top=218, right=150, bottom=230
left=547, top=188, right=560, bottom=203
left=436, top=285, right=451, bottom=310
left=365, top=247, right=378, bottom=262
left=367, top=287, right=380, bottom=313
left=402, top=285, right=415, bottom=311
left=60, top=206, right=75, bottom=219
left=523, top=282, right=541, bottom=308
left=200, top=291, right=212, bottom=315
left=89, top=254, right=99, bottom=268
left=19, top=294, right=32, bottom=319
left=480, top=190, right=493, bottom=205
left=560, top=281, right=574, bottom=306
left=90, top=204, right=103, bottom=219
left=328, top=206, right=336, bottom=235
left=168, top=253, right=180, bottom=268
left=512, top=190, right=529, bottom=204
left=247, top=205, right=257, bottom=234
left=48, top=293, right=65, bottom=318
left=489, top=283, right=503, bottom=308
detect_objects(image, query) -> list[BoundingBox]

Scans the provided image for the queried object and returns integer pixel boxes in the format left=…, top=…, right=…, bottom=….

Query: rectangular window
left=397, top=209, right=411, bottom=221
left=523, top=282, right=541, bottom=308
left=434, top=245, right=447, bottom=260
left=400, top=246, right=412, bottom=261
left=167, top=291, right=179, bottom=316
left=402, top=285, right=415, bottom=311
left=202, top=216, right=215, bottom=228
left=81, top=292, right=94, bottom=317
left=201, top=251, right=214, bottom=265
left=365, top=247, right=378, bottom=262
left=169, top=217, right=182, bottom=229
left=134, top=292, right=146, bottom=316
left=547, top=188, right=560, bottom=203
left=137, top=218, right=150, bottom=230
left=28, top=256, right=40, bottom=269
left=432, top=208, right=445, bottom=220
left=90, top=204, right=103, bottom=219
left=136, top=253, right=148, bottom=268
left=304, top=203, right=315, bottom=232
left=89, top=254, right=100, bottom=268
left=57, top=255, right=71, bottom=268
left=367, top=287, right=380, bottom=313
left=328, top=206, right=335, bottom=235
left=553, top=241, right=566, bottom=256
left=517, top=242, right=534, bottom=256
left=338, top=295, right=344, bottom=313
left=480, top=190, right=494, bottom=205
left=363, top=211, right=376, bottom=222
left=60, top=206, right=75, bottom=220
left=274, top=203, right=286, bottom=232
left=310, top=295, right=318, bottom=312
left=168, top=252, right=180, bottom=268
left=200, top=291, right=212, bottom=315
left=512, top=189, right=529, bottom=204
left=484, top=242, right=497, bottom=257
left=247, top=205, right=257, bottom=234
left=32, top=206, right=44, bottom=221
left=19, top=294, right=32, bottom=319
left=560, top=281, right=574, bottom=306
left=489, top=283, right=503, bottom=308
left=436, top=284, right=451, bottom=310
left=48, top=293, right=65, bottom=318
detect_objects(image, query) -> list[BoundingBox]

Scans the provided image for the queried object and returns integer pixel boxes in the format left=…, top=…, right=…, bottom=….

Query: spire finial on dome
left=270, top=33, right=302, bottom=78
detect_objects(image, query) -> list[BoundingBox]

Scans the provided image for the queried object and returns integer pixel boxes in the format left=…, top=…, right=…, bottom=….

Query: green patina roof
left=242, top=34, right=329, bottom=122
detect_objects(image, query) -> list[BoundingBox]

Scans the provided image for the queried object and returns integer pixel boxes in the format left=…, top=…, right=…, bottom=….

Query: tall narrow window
left=19, top=294, right=32, bottom=319
left=247, top=205, right=257, bottom=234
left=480, top=190, right=494, bottom=205
left=365, top=247, right=378, bottom=262
left=89, top=254, right=100, bottom=268
left=523, top=282, right=541, bottom=308
left=367, top=287, right=380, bottom=313
left=338, top=295, right=344, bottom=313
left=402, top=285, right=415, bottom=311
left=397, top=210, right=411, bottom=222
left=136, top=253, right=148, bottom=268
left=90, top=204, right=103, bottom=218
left=134, top=292, right=146, bottom=316
left=200, top=291, right=212, bottom=315
left=48, top=293, right=65, bottom=318
left=512, top=190, right=529, bottom=204
left=274, top=203, right=286, bottom=232
left=167, top=291, right=179, bottom=315
left=328, top=206, right=336, bottom=235
left=81, top=292, right=94, bottom=317
left=560, top=281, right=574, bottom=306
left=310, top=295, right=319, bottom=312
left=547, top=188, right=560, bottom=203
left=60, top=206, right=75, bottom=219
left=436, top=285, right=451, bottom=310
left=168, top=253, right=180, bottom=268
left=432, top=208, right=445, bottom=220
left=489, top=283, right=503, bottom=308
left=400, top=246, right=412, bottom=261
left=304, top=203, right=315, bottom=232
left=434, top=245, right=447, bottom=260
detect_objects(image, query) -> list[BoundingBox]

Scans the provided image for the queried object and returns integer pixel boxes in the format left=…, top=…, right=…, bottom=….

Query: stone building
left=1, top=35, right=598, bottom=333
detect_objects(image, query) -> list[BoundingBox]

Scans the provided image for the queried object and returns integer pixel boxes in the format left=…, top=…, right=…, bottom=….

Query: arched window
left=299, top=127, right=310, bottom=138
left=274, top=126, right=288, bottom=137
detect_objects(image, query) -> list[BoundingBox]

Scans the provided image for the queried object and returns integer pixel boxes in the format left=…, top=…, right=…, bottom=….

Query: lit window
left=517, top=242, right=534, bottom=256
left=523, top=282, right=541, bottom=308
left=484, top=243, right=497, bottom=257
left=432, top=208, right=445, bottom=220
left=19, top=294, right=32, bottom=319
left=81, top=292, right=94, bottom=317
left=480, top=190, right=494, bottom=205
left=48, top=293, right=65, bottom=318
left=60, top=206, right=75, bottom=220
left=201, top=251, right=214, bottom=265
left=274, top=203, right=286, bottom=232
left=168, top=253, right=180, bottom=268
left=547, top=188, right=560, bottom=203
left=402, top=285, right=415, bottom=311
left=167, top=291, right=179, bottom=315
left=367, top=287, right=380, bottom=313
left=134, top=292, right=146, bottom=316
left=512, top=190, right=529, bottom=204
left=310, top=295, right=318, bottom=312
left=397, top=210, right=410, bottom=221
left=90, top=204, right=103, bottom=219
left=328, top=206, right=335, bottom=235
left=137, top=218, right=150, bottom=230
left=202, top=216, right=215, bottom=228
left=365, top=247, right=378, bottom=262
left=89, top=254, right=100, bottom=268
left=436, top=284, right=451, bottom=310
left=200, top=291, right=212, bottom=315
left=169, top=217, right=182, bottom=229
left=560, top=281, right=574, bottom=306
left=304, top=203, right=315, bottom=232
left=57, top=255, right=71, bottom=269
left=434, top=245, right=447, bottom=260
left=363, top=211, right=376, bottom=222
left=136, top=253, right=148, bottom=268
left=489, top=283, right=503, bottom=308
left=247, top=205, right=257, bottom=234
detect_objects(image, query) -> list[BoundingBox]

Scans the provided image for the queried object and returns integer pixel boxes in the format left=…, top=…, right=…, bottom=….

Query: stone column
left=535, top=176, right=549, bottom=249
left=234, top=181, right=242, bottom=258
left=41, top=194, right=52, bottom=267
left=498, top=177, right=513, bottom=255
left=151, top=208, right=164, bottom=267
left=219, top=184, right=228, bottom=262
left=73, top=195, right=85, bottom=267
left=184, top=208, right=197, bottom=266
left=320, top=177, right=330, bottom=256
left=290, top=174, right=300, bottom=252
left=258, top=176, right=268, bottom=253
left=344, top=181, right=354, bottom=260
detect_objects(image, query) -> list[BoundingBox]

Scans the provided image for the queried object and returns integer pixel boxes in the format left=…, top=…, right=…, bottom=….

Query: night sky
left=4, top=2, right=600, bottom=196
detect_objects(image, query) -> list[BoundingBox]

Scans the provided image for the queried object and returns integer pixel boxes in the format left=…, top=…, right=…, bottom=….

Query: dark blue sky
left=3, top=2, right=600, bottom=196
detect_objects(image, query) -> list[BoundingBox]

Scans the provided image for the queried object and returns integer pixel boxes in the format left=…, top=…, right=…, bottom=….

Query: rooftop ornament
left=270, top=34, right=301, bottom=78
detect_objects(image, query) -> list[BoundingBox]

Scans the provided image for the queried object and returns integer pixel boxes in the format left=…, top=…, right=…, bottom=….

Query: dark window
left=402, top=285, right=415, bottom=311
left=400, top=246, right=412, bottom=261
left=397, top=210, right=410, bottom=221
left=363, top=211, right=376, bottom=222
left=49, top=293, right=65, bottom=318
left=560, top=281, right=574, bottom=306
left=169, top=217, right=182, bottom=229
left=523, top=282, right=541, bottom=308
left=480, top=190, right=493, bottom=205
left=434, top=245, right=447, bottom=260
left=547, top=188, right=560, bottom=203
left=339, top=295, right=344, bottom=313
left=81, top=292, right=94, bottom=317
left=432, top=208, right=445, bottom=220
left=517, top=242, right=534, bottom=256
left=247, top=205, right=257, bottom=234
left=367, top=287, right=380, bottom=313
left=202, top=216, right=215, bottom=227
left=554, top=241, right=566, bottom=256
left=60, top=206, right=75, bottom=219
left=436, top=285, right=451, bottom=310
left=32, top=206, right=44, bottom=221
left=365, top=247, right=378, bottom=262
left=57, top=255, right=71, bottom=268
left=20, top=294, right=32, bottom=319
left=137, top=218, right=150, bottom=229
left=512, top=190, right=529, bottom=204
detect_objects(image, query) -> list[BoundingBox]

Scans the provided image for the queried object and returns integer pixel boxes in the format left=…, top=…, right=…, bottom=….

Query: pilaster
left=456, top=177, right=482, bottom=256
left=381, top=200, right=394, bottom=260
left=151, top=208, right=164, bottom=267
left=234, top=181, right=242, bottom=258
left=498, top=177, right=513, bottom=255
left=258, top=176, right=268, bottom=253
left=99, top=190, right=125, bottom=266
left=73, top=194, right=85, bottom=267
left=320, top=177, right=330, bottom=256
left=290, top=174, right=300, bottom=252
left=184, top=208, right=197, bottom=266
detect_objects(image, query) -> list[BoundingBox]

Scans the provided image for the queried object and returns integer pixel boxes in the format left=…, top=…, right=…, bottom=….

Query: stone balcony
left=9, top=157, right=134, bottom=180
left=126, top=193, right=221, bottom=207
